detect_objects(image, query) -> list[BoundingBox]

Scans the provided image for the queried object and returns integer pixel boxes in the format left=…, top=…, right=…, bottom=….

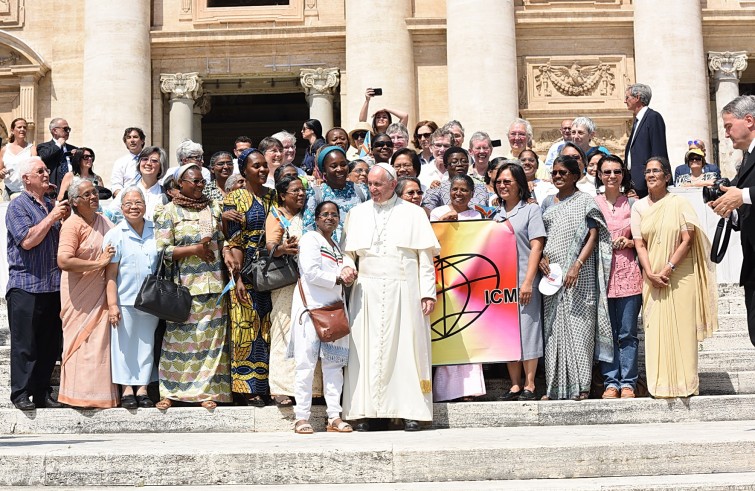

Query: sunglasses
left=551, top=169, right=571, bottom=177
left=688, top=155, right=703, bottom=161
left=417, top=132, right=433, bottom=139
left=373, top=141, right=394, bottom=149
left=82, top=155, right=94, bottom=161
left=55, top=126, right=71, bottom=132
left=601, top=169, right=623, bottom=176
left=352, top=132, right=367, bottom=139
left=688, top=139, right=702, bottom=146
left=495, top=179, right=514, bottom=186
left=403, top=190, right=424, bottom=196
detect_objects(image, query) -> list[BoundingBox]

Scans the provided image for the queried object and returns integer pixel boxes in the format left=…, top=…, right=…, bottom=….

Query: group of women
left=44, top=113, right=718, bottom=425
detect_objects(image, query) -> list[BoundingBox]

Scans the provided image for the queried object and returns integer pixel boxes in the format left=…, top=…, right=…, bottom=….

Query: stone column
left=633, top=0, right=710, bottom=170
left=709, top=51, right=748, bottom=178
left=15, top=71, right=41, bottom=132
left=447, top=0, right=518, bottom=152
left=193, top=95, right=212, bottom=145
left=82, top=0, right=151, bottom=187
left=160, top=73, right=203, bottom=163
left=345, top=0, right=416, bottom=131
left=300, top=67, right=340, bottom=133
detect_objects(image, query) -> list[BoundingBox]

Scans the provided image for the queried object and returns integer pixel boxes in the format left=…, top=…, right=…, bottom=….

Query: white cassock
left=340, top=195, right=441, bottom=421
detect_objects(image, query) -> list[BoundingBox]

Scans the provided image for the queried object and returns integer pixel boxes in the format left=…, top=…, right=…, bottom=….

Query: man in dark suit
left=37, top=118, right=78, bottom=193
left=624, top=83, right=668, bottom=197
left=711, top=95, right=755, bottom=347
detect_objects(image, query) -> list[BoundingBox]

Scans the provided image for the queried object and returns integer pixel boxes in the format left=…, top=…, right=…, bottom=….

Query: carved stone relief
left=0, top=0, right=23, bottom=27
left=535, top=62, right=616, bottom=97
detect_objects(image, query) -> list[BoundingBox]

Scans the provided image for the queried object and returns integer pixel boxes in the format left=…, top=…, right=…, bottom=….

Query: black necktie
left=739, top=151, right=749, bottom=174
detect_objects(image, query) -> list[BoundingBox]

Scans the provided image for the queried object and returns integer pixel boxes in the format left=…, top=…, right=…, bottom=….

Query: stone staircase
left=1, top=287, right=755, bottom=488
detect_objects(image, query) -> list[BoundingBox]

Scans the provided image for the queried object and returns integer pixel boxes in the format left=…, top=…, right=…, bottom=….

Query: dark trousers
left=746, top=284, right=755, bottom=348
left=7, top=289, right=62, bottom=404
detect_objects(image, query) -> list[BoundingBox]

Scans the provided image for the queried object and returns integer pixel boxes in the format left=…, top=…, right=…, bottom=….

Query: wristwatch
left=667, top=261, right=676, bottom=271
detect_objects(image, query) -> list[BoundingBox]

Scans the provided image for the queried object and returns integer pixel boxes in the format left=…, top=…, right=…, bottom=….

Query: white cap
left=538, top=263, right=563, bottom=296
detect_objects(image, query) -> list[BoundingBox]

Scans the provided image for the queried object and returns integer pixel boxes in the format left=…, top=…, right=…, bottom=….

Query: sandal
left=201, top=400, right=217, bottom=410
left=274, top=395, right=294, bottom=407
left=326, top=418, right=353, bottom=433
left=294, top=420, right=314, bottom=434
left=156, top=398, right=172, bottom=410
left=247, top=395, right=266, bottom=408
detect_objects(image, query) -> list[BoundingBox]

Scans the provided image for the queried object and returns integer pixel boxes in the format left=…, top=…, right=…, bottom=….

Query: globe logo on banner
left=431, top=253, right=500, bottom=341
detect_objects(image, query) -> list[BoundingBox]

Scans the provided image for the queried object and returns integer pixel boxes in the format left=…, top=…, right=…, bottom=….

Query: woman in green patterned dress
left=223, top=148, right=277, bottom=407
left=154, top=164, right=232, bottom=410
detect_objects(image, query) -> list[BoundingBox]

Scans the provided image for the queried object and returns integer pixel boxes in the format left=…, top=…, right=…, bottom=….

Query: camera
left=702, top=177, right=731, bottom=203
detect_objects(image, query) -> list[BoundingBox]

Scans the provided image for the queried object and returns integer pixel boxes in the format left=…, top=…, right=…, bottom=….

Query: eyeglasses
left=286, top=188, right=306, bottom=195
left=78, top=190, right=98, bottom=199
left=509, top=132, right=527, bottom=138
left=351, top=168, right=369, bottom=174
left=644, top=168, right=664, bottom=175
left=373, top=141, right=394, bottom=149
left=352, top=132, right=367, bottom=139
left=403, top=190, right=424, bottom=196
left=122, top=201, right=145, bottom=208
left=495, top=179, right=514, bottom=186
left=318, top=212, right=339, bottom=218
left=55, top=126, right=71, bottom=133
left=181, top=178, right=207, bottom=185
left=447, top=158, right=470, bottom=166
left=140, top=157, right=161, bottom=165
left=214, top=161, right=233, bottom=168
left=31, top=168, right=49, bottom=176
left=602, top=169, right=623, bottom=176
left=551, top=169, right=571, bottom=177
left=688, top=155, right=703, bottom=161
left=417, top=132, right=433, bottom=139
left=186, top=154, right=204, bottom=161
left=82, top=155, right=94, bottom=161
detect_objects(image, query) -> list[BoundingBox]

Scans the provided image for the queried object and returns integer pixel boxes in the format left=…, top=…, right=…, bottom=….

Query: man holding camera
left=38, top=118, right=78, bottom=192
left=711, top=95, right=755, bottom=346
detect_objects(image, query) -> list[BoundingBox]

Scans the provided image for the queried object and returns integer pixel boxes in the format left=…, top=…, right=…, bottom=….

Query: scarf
left=172, top=192, right=210, bottom=211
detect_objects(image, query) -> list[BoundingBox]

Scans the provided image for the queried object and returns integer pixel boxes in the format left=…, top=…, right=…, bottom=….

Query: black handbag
left=241, top=243, right=299, bottom=292
left=134, top=250, right=192, bottom=323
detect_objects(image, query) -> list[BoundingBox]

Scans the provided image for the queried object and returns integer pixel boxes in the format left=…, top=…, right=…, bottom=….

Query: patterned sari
left=637, top=194, right=717, bottom=397
left=541, top=192, right=613, bottom=400
left=223, top=187, right=276, bottom=395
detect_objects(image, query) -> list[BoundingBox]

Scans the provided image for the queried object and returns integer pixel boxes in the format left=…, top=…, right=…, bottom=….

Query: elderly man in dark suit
left=711, top=95, right=755, bottom=347
left=624, top=83, right=668, bottom=197
left=37, top=118, right=78, bottom=192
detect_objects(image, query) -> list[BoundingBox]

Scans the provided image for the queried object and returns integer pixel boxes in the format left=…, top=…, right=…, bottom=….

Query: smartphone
left=373, top=88, right=383, bottom=96
left=491, top=139, right=502, bottom=147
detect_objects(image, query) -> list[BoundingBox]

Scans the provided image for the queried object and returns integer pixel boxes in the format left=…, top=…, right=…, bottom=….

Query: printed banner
left=430, top=219, right=521, bottom=366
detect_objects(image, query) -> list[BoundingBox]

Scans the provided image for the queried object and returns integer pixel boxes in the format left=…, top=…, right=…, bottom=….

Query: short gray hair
left=120, top=185, right=145, bottom=204
left=68, top=177, right=90, bottom=213
left=442, top=120, right=465, bottom=135
left=627, top=83, right=652, bottom=106
left=571, top=116, right=596, bottom=135
left=225, top=173, right=244, bottom=192
left=138, top=146, right=168, bottom=179
left=395, top=176, right=421, bottom=196
left=386, top=122, right=409, bottom=140
left=48, top=118, right=64, bottom=133
left=271, top=130, right=296, bottom=146
left=176, top=139, right=203, bottom=163
left=508, top=118, right=533, bottom=144
left=18, top=157, right=44, bottom=187
left=722, top=95, right=755, bottom=119
left=468, top=131, right=492, bottom=148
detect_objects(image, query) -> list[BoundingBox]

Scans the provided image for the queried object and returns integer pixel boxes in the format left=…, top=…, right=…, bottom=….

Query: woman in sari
left=539, top=156, right=613, bottom=400
left=632, top=157, right=717, bottom=398
left=154, top=164, right=232, bottom=410
left=223, top=148, right=277, bottom=407
left=57, top=178, right=118, bottom=408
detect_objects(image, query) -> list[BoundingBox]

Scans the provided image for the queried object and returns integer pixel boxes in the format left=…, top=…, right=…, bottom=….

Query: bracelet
left=667, top=261, right=676, bottom=271
left=576, top=258, right=584, bottom=267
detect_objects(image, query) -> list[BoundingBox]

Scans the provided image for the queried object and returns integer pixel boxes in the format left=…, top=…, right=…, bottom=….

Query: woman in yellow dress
left=631, top=157, right=717, bottom=397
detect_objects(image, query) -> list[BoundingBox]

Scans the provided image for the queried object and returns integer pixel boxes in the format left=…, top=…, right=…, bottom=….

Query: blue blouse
left=103, top=219, right=159, bottom=306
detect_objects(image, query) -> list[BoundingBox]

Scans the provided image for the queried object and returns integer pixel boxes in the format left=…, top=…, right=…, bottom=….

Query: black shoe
left=404, top=419, right=421, bottom=432
left=497, top=390, right=522, bottom=401
left=121, top=394, right=138, bottom=409
left=136, top=395, right=154, bottom=408
left=43, top=395, right=63, bottom=408
left=354, top=420, right=370, bottom=432
left=13, top=398, right=35, bottom=411
left=518, top=389, right=537, bottom=401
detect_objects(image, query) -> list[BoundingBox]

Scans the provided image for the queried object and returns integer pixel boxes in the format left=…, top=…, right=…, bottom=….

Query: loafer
left=43, top=395, right=63, bottom=408
left=137, top=395, right=154, bottom=408
left=404, top=419, right=421, bottom=432
left=518, top=389, right=537, bottom=401
left=620, top=387, right=636, bottom=399
left=497, top=389, right=522, bottom=401
left=13, top=398, right=35, bottom=411
left=353, top=420, right=370, bottom=432
left=121, top=394, right=138, bottom=409
left=602, top=387, right=620, bottom=399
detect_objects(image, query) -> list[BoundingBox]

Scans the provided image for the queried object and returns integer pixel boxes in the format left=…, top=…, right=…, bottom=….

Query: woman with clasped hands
left=291, top=201, right=356, bottom=434
left=57, top=178, right=118, bottom=408
left=631, top=157, right=717, bottom=398
left=104, top=186, right=160, bottom=409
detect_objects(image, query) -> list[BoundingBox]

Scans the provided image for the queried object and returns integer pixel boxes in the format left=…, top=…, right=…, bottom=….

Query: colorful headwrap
left=316, top=145, right=347, bottom=173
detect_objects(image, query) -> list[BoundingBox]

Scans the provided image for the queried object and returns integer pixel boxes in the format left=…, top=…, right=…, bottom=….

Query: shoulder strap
left=314, top=185, right=323, bottom=206
left=354, top=184, right=367, bottom=203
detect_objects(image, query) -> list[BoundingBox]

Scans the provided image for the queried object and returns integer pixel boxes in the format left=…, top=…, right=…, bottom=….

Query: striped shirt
left=6, top=191, right=61, bottom=293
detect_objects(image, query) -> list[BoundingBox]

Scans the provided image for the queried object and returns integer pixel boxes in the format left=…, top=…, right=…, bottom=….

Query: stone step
left=24, top=473, right=755, bottom=490
left=1, top=420, right=755, bottom=486
left=699, top=350, right=755, bottom=372
left=2, top=394, right=755, bottom=435
left=699, top=330, right=755, bottom=351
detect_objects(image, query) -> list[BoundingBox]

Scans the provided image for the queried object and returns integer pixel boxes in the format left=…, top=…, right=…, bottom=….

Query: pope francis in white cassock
left=340, top=164, right=440, bottom=431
